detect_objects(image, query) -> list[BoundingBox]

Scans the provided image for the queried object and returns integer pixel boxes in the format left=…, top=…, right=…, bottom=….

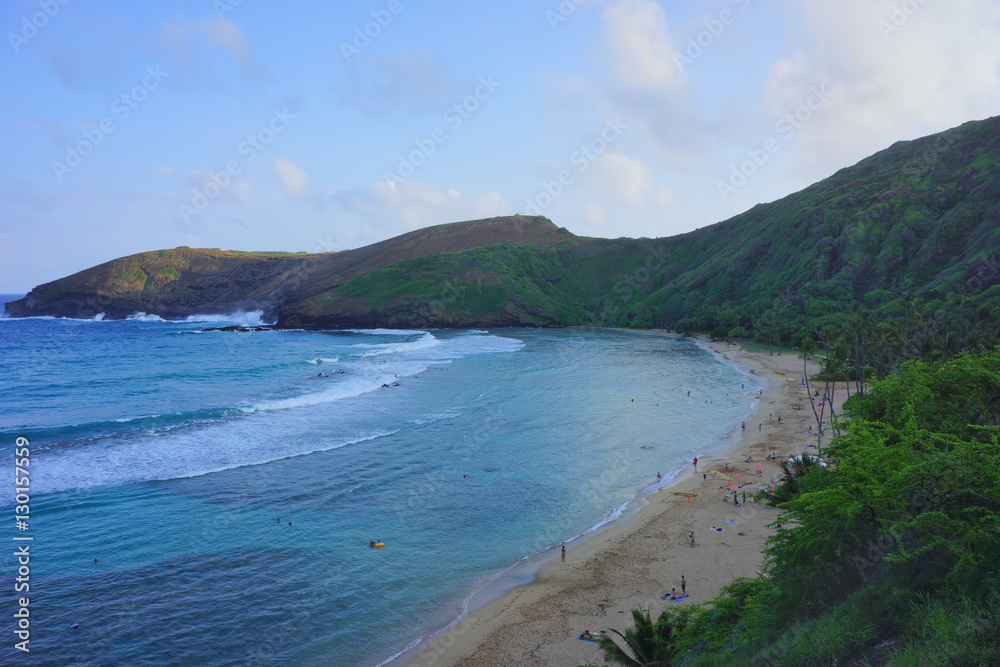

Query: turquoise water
left=0, top=302, right=760, bottom=666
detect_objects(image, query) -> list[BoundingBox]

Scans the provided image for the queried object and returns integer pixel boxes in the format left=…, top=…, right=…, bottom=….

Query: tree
left=902, top=290, right=914, bottom=360
left=759, top=453, right=825, bottom=506
left=801, top=336, right=825, bottom=452
left=816, top=326, right=843, bottom=436
left=597, top=609, right=678, bottom=667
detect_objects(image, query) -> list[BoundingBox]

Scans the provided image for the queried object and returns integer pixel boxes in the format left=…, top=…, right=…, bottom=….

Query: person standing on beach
left=693, top=457, right=698, bottom=471
left=689, top=531, right=695, bottom=547
left=681, top=576, right=686, bottom=594
left=561, top=544, right=566, bottom=562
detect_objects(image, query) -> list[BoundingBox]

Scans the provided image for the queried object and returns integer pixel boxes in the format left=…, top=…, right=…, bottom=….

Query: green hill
left=6, top=116, right=1000, bottom=346
left=279, top=116, right=1000, bottom=336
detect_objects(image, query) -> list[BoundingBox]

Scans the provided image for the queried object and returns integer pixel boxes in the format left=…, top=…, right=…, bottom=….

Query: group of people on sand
left=667, top=576, right=687, bottom=600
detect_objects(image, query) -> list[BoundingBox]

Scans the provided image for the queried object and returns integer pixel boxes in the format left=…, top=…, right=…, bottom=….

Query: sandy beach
left=406, top=336, right=848, bottom=667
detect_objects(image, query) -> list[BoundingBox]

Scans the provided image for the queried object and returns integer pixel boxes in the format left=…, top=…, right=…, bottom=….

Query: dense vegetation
left=312, top=116, right=1000, bottom=341
left=584, top=347, right=1000, bottom=666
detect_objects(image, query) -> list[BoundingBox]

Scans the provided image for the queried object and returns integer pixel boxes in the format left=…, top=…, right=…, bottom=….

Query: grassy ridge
left=311, top=116, right=1000, bottom=338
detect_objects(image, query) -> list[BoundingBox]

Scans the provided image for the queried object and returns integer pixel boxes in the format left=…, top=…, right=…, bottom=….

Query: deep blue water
left=0, top=301, right=760, bottom=666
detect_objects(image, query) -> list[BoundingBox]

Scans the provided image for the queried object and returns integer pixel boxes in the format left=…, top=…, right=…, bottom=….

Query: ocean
left=0, top=297, right=761, bottom=666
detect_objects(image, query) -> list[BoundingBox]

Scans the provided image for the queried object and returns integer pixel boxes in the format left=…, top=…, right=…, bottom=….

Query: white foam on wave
left=0, top=315, right=58, bottom=322
left=374, top=638, right=424, bottom=667
left=306, top=357, right=340, bottom=364
left=183, top=310, right=273, bottom=326
left=356, top=332, right=442, bottom=358
left=347, top=328, right=427, bottom=336
left=126, top=310, right=275, bottom=326
left=245, top=359, right=430, bottom=412
left=417, top=332, right=524, bottom=359
left=248, top=333, right=522, bottom=415
left=4, top=426, right=400, bottom=501
left=0, top=331, right=527, bottom=503
left=114, top=414, right=161, bottom=423
left=0, top=315, right=105, bottom=324
left=128, top=312, right=166, bottom=322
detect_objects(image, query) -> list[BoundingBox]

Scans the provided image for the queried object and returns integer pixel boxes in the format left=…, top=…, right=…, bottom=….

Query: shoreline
left=403, top=335, right=843, bottom=667
left=385, top=331, right=758, bottom=667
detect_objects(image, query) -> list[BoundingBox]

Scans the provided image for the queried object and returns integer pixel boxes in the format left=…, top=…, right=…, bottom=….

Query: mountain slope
left=6, top=116, right=1000, bottom=334
left=286, top=116, right=999, bottom=332
left=3, top=215, right=576, bottom=321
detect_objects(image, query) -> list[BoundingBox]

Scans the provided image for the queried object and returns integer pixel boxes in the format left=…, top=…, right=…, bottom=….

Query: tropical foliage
left=583, top=347, right=1000, bottom=666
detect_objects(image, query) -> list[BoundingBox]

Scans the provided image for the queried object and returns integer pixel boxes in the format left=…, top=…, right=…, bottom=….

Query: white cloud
left=588, top=152, right=655, bottom=207
left=768, top=0, right=1000, bottom=174
left=376, top=179, right=460, bottom=229
left=273, top=158, right=311, bottom=196
left=162, top=16, right=266, bottom=86
left=185, top=171, right=249, bottom=206
left=337, top=179, right=511, bottom=231
left=583, top=201, right=606, bottom=227
left=601, top=0, right=687, bottom=95
left=471, top=190, right=513, bottom=219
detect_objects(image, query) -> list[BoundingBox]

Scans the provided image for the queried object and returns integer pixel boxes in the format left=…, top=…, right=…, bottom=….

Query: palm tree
left=817, top=326, right=841, bottom=417
left=943, top=329, right=963, bottom=358
left=800, top=337, right=824, bottom=452
left=869, top=321, right=900, bottom=378
left=759, top=455, right=822, bottom=506
left=597, top=609, right=678, bottom=667
left=912, top=298, right=926, bottom=359
left=902, top=291, right=914, bottom=360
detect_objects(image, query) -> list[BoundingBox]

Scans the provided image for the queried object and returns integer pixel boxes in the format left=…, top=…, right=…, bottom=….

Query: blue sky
left=2, top=0, right=999, bottom=292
